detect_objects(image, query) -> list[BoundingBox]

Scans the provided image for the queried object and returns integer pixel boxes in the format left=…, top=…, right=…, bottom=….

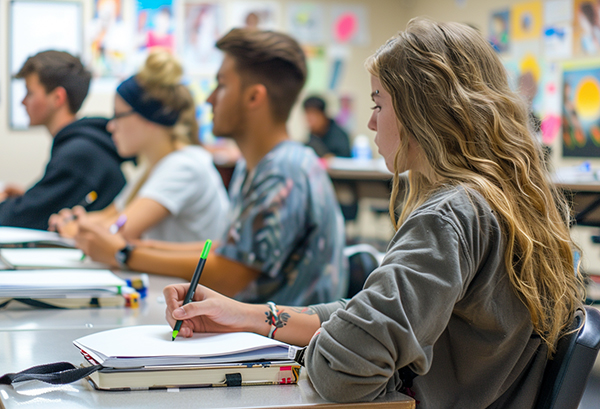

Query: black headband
left=116, top=76, right=179, bottom=126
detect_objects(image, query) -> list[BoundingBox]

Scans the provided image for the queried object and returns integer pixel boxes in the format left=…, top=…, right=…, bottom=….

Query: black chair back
left=535, top=306, right=600, bottom=409
left=344, top=244, right=382, bottom=298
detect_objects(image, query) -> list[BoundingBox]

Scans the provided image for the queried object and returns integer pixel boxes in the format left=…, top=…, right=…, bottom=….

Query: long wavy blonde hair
left=366, top=18, right=584, bottom=356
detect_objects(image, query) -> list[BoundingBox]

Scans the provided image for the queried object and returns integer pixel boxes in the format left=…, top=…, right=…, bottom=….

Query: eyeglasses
left=109, top=110, right=136, bottom=121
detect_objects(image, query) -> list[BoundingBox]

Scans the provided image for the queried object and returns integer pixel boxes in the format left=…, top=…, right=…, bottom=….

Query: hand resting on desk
left=74, top=214, right=126, bottom=268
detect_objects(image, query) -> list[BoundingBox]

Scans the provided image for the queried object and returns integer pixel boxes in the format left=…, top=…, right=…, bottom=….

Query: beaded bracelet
left=266, top=301, right=281, bottom=339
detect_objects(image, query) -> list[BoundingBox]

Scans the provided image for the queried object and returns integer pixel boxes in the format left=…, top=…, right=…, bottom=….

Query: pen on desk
left=172, top=239, right=212, bottom=341
left=81, top=215, right=127, bottom=262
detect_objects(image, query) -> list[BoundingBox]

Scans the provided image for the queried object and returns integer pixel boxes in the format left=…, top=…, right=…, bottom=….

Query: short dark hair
left=16, top=50, right=91, bottom=114
left=216, top=28, right=307, bottom=123
left=303, top=96, right=326, bottom=113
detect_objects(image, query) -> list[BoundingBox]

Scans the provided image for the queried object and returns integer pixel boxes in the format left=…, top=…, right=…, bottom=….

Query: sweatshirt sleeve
left=304, top=210, right=475, bottom=402
left=0, top=140, right=102, bottom=230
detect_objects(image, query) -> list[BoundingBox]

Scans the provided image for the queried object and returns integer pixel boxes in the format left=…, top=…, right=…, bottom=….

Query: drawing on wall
left=286, top=2, right=326, bottom=45
left=88, top=0, right=132, bottom=77
left=330, top=5, right=369, bottom=46
left=335, top=94, right=355, bottom=133
left=137, top=0, right=175, bottom=51
left=188, top=77, right=217, bottom=145
left=562, top=65, right=600, bottom=157
left=511, top=1, right=543, bottom=41
left=304, top=45, right=328, bottom=92
left=540, top=62, right=562, bottom=145
left=229, top=1, right=280, bottom=30
left=182, top=2, right=224, bottom=75
left=574, top=0, right=600, bottom=55
left=9, top=0, right=82, bottom=129
left=489, top=9, right=510, bottom=53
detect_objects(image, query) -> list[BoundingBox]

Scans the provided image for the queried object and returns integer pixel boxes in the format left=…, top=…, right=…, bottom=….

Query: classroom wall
left=0, top=0, right=406, bottom=188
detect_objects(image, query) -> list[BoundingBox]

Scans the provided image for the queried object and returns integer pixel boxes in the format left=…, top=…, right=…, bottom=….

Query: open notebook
left=74, top=325, right=300, bottom=390
left=74, top=325, right=292, bottom=368
left=0, top=227, right=75, bottom=248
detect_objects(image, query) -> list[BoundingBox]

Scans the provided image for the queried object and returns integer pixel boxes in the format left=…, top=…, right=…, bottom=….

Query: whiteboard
left=9, top=0, right=83, bottom=130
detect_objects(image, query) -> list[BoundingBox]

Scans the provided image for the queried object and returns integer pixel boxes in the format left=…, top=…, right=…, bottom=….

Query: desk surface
left=0, top=328, right=414, bottom=409
left=0, top=271, right=183, bottom=331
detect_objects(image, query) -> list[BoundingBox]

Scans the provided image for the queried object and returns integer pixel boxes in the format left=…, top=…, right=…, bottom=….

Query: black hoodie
left=0, top=117, right=127, bottom=230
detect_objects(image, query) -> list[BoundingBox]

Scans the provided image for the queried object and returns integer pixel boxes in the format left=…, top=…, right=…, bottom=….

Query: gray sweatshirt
left=307, top=186, right=547, bottom=408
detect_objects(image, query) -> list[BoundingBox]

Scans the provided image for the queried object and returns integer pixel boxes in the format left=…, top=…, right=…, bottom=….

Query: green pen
left=172, top=240, right=212, bottom=341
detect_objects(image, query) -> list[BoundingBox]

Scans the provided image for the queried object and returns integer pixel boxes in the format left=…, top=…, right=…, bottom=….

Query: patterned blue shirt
left=216, top=140, right=348, bottom=305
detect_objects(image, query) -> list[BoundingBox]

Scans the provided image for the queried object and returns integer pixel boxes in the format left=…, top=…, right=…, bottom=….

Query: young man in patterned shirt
left=74, top=28, right=348, bottom=306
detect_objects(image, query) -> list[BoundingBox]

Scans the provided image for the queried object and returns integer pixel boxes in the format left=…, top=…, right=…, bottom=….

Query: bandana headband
left=116, top=76, right=179, bottom=126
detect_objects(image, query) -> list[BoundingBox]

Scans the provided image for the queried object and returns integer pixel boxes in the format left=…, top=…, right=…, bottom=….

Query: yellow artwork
left=511, top=1, right=542, bottom=41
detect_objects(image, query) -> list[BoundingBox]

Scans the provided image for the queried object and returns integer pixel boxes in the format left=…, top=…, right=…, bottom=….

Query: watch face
left=115, top=245, right=132, bottom=266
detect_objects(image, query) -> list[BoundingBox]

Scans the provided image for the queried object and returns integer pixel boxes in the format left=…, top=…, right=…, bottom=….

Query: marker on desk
left=172, top=239, right=212, bottom=341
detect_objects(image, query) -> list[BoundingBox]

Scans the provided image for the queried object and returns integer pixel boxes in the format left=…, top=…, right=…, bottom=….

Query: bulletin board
left=9, top=0, right=83, bottom=130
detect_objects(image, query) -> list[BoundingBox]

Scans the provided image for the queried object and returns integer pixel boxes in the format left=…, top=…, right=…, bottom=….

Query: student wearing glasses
left=50, top=49, right=229, bottom=246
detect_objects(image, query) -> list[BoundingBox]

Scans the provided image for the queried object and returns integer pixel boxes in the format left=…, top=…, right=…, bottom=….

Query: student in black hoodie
left=0, top=50, right=126, bottom=231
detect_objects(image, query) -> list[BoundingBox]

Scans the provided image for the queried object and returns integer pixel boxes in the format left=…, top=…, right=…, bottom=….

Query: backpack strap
left=0, top=362, right=101, bottom=385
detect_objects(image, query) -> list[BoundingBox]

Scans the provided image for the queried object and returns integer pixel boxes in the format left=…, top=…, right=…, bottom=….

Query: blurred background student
left=50, top=49, right=229, bottom=243
left=303, top=95, right=351, bottom=158
left=0, top=50, right=127, bottom=231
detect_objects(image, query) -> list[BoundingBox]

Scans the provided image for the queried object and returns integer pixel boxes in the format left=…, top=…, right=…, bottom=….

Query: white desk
left=0, top=272, right=184, bottom=331
left=0, top=328, right=415, bottom=409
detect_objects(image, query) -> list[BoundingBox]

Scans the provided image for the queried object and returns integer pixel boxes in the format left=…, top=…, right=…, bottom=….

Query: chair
left=344, top=244, right=384, bottom=298
left=534, top=306, right=600, bottom=409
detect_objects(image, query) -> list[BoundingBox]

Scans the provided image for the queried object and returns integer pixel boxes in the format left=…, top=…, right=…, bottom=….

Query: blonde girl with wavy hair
left=161, top=19, right=584, bottom=408
left=50, top=49, right=229, bottom=247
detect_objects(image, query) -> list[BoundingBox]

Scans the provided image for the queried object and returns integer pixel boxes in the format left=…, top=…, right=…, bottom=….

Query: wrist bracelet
left=266, top=301, right=281, bottom=339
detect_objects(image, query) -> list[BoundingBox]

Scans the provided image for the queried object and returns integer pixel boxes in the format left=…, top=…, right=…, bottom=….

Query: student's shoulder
left=412, top=185, right=497, bottom=229
left=159, top=145, right=212, bottom=169
left=265, top=141, right=324, bottom=178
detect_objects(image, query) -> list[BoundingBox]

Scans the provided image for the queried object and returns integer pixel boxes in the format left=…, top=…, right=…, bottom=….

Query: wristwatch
left=115, top=243, right=135, bottom=269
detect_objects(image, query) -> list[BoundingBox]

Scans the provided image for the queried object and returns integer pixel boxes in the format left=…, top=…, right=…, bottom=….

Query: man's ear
left=50, top=86, right=70, bottom=111
left=245, top=84, right=268, bottom=110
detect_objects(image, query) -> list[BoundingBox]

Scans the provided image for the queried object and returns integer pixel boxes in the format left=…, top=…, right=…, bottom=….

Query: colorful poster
left=188, top=77, right=217, bottom=145
left=228, top=1, right=280, bottom=30
left=88, top=0, right=132, bottom=77
left=304, top=45, right=328, bottom=92
left=562, top=65, right=600, bottom=157
left=543, top=23, right=573, bottom=59
left=574, top=0, right=600, bottom=55
left=330, top=5, right=369, bottom=46
left=511, top=1, right=543, bottom=41
left=513, top=41, right=544, bottom=119
left=181, top=2, right=224, bottom=75
left=489, top=9, right=510, bottom=53
left=137, top=0, right=175, bottom=52
left=286, top=2, right=326, bottom=45
left=335, top=94, right=355, bottom=133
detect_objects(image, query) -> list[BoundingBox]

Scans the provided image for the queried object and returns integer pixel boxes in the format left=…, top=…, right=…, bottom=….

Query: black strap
left=0, top=362, right=102, bottom=385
